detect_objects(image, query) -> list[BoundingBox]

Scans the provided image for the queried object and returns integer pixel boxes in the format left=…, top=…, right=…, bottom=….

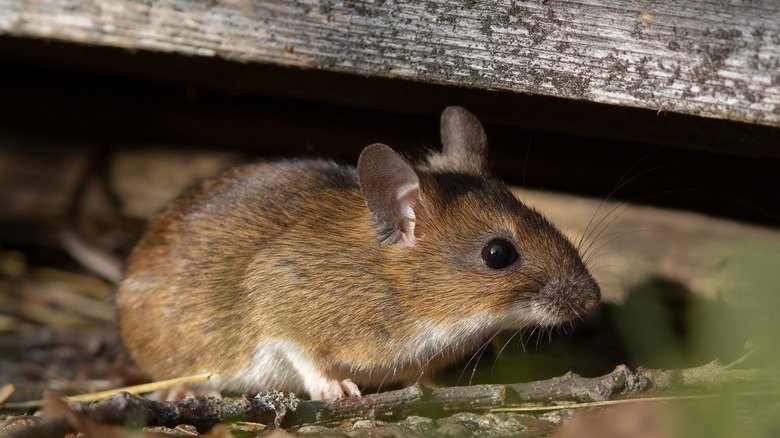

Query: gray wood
left=0, top=0, right=778, bottom=127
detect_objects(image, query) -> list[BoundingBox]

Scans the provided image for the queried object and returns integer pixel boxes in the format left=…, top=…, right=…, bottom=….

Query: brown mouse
left=117, top=106, right=600, bottom=400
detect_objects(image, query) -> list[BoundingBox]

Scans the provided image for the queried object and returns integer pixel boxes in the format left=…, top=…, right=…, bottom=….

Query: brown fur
left=117, top=106, right=600, bottom=398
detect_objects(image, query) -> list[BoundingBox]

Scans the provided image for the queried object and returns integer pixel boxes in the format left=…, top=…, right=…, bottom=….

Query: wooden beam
left=0, top=0, right=778, bottom=129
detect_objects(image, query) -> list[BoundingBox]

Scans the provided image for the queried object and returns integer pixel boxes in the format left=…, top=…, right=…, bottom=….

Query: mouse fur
left=117, top=106, right=600, bottom=400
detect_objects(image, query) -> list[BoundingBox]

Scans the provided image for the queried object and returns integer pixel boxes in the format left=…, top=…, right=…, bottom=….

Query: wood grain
left=0, top=0, right=778, bottom=127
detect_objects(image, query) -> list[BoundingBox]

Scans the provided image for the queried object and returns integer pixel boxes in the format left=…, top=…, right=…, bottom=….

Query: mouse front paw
left=315, top=378, right=362, bottom=400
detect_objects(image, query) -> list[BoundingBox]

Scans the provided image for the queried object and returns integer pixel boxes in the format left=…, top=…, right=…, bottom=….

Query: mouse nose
left=538, top=272, right=601, bottom=320
left=580, top=278, right=601, bottom=313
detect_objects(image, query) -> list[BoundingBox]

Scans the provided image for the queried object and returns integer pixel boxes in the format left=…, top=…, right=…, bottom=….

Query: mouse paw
left=340, top=379, right=362, bottom=397
left=316, top=378, right=362, bottom=400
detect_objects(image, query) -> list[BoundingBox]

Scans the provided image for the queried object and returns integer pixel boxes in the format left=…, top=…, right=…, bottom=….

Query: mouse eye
left=481, top=239, right=519, bottom=270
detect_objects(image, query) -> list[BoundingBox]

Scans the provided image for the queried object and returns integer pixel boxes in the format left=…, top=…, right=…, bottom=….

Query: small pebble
left=352, top=419, right=385, bottom=429
left=435, top=422, right=472, bottom=437
left=297, top=425, right=335, bottom=434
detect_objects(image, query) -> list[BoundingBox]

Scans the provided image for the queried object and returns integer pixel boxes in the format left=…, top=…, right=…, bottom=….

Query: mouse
left=117, top=106, right=601, bottom=400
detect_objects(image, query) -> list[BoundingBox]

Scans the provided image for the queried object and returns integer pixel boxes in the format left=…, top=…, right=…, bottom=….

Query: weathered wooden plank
left=0, top=0, right=778, bottom=127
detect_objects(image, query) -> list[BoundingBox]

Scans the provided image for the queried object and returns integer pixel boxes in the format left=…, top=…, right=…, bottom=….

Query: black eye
left=481, top=239, right=519, bottom=270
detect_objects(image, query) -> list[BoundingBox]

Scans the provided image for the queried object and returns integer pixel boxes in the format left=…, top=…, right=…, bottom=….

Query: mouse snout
left=536, top=272, right=601, bottom=322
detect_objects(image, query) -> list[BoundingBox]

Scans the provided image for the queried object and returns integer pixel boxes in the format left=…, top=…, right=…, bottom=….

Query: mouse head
left=358, top=106, right=600, bottom=329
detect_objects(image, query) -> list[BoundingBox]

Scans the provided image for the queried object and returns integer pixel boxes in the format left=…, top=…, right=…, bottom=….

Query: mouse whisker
left=516, top=327, right=528, bottom=352
left=583, top=228, right=650, bottom=266
left=580, top=200, right=641, bottom=262
left=411, top=343, right=452, bottom=383
left=459, top=339, right=491, bottom=386
left=523, top=325, right=538, bottom=351
left=582, top=186, right=682, bottom=265
left=467, top=319, right=520, bottom=385
left=533, top=325, right=552, bottom=351
left=576, top=147, right=662, bottom=252
left=376, top=366, right=394, bottom=394
left=410, top=325, right=480, bottom=385
left=491, top=326, right=527, bottom=377
left=545, top=326, right=554, bottom=345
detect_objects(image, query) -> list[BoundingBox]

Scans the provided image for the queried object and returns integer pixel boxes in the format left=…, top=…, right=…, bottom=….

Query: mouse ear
left=358, top=144, right=422, bottom=247
left=440, top=106, right=488, bottom=174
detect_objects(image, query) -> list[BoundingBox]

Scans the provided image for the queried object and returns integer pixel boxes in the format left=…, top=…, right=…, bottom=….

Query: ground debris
left=3, top=360, right=775, bottom=437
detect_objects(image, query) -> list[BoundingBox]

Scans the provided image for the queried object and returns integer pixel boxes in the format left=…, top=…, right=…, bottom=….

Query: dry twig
left=3, top=360, right=775, bottom=437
